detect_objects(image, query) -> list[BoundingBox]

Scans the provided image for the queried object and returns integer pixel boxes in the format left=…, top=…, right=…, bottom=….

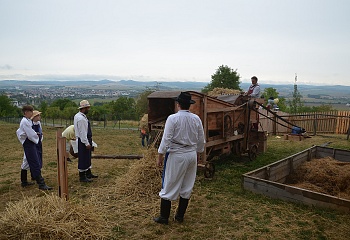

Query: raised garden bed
left=242, top=146, right=350, bottom=212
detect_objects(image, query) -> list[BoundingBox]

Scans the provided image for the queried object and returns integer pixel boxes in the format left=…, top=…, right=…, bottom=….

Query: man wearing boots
left=74, top=100, right=98, bottom=183
left=154, top=92, right=205, bottom=224
left=16, top=106, right=52, bottom=190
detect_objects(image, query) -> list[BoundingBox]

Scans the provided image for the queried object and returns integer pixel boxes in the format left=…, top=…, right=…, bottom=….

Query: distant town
left=1, top=79, right=350, bottom=110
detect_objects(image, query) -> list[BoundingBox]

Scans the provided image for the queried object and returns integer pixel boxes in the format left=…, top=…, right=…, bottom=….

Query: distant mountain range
left=1, top=79, right=350, bottom=97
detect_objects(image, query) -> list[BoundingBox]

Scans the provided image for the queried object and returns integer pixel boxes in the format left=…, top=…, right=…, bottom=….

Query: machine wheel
left=204, top=162, right=215, bottom=178
left=248, top=144, right=258, bottom=161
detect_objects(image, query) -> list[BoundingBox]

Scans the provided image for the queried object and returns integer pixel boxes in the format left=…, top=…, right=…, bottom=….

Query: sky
left=0, top=0, right=349, bottom=86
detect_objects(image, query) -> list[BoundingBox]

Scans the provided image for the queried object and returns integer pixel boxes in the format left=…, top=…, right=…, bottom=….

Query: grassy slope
left=1, top=122, right=350, bottom=239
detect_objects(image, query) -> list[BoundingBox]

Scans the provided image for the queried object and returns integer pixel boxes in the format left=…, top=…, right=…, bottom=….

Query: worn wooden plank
left=243, top=176, right=350, bottom=212
left=246, top=147, right=315, bottom=183
left=92, top=154, right=143, bottom=159
left=57, top=131, right=68, bottom=201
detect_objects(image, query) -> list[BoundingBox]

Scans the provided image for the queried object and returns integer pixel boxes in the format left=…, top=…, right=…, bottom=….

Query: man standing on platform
left=74, top=100, right=98, bottom=183
left=245, top=76, right=261, bottom=98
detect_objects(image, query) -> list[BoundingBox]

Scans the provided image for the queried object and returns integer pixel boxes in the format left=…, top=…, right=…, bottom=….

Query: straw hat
left=78, top=100, right=91, bottom=109
left=31, top=110, right=42, bottom=119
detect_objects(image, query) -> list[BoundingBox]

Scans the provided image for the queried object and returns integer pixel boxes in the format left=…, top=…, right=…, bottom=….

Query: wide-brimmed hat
left=31, top=110, right=42, bottom=119
left=78, top=100, right=91, bottom=109
left=174, top=92, right=196, bottom=104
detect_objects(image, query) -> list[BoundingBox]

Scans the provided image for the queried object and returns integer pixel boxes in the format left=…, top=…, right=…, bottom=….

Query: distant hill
left=1, top=79, right=350, bottom=97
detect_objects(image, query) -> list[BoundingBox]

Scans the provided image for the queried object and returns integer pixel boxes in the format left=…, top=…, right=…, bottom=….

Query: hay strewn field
left=1, top=121, right=350, bottom=239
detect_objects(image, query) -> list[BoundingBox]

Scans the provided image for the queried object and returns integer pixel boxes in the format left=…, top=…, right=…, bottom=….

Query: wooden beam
left=92, top=154, right=143, bottom=159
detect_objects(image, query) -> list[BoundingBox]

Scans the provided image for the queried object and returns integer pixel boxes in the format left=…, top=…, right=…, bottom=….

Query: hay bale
left=0, top=194, right=110, bottom=240
left=207, top=87, right=241, bottom=97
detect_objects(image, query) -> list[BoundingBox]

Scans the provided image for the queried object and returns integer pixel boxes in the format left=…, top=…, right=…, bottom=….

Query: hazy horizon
left=1, top=1, right=349, bottom=86
left=1, top=78, right=350, bottom=87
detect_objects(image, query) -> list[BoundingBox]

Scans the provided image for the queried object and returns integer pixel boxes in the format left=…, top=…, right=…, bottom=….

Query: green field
left=1, top=122, right=350, bottom=239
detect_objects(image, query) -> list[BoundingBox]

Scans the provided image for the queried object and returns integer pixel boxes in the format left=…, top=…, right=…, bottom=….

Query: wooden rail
left=259, top=110, right=350, bottom=135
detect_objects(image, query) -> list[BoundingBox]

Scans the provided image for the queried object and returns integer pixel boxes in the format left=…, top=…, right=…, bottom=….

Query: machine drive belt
left=253, top=101, right=301, bottom=129
left=252, top=109, right=293, bottom=130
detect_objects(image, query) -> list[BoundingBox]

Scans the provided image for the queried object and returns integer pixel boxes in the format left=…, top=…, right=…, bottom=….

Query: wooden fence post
left=56, top=129, right=69, bottom=201
left=313, top=113, right=317, bottom=135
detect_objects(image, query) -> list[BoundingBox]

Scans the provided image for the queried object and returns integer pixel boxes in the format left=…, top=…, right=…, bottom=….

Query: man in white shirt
left=154, top=92, right=205, bottom=224
left=74, top=100, right=98, bottom=182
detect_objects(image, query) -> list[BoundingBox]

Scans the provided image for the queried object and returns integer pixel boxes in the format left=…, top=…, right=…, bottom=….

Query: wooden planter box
left=242, top=146, right=350, bottom=212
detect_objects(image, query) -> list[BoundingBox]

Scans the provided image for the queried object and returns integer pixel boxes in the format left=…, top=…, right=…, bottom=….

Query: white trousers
left=159, top=151, right=197, bottom=201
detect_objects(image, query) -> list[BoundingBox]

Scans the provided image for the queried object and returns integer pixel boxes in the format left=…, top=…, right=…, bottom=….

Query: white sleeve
left=158, top=117, right=174, bottom=154
left=252, top=85, right=261, bottom=98
left=196, top=118, right=206, bottom=153
left=24, top=120, right=39, bottom=144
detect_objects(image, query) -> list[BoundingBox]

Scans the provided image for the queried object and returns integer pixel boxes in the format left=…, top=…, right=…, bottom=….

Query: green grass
left=1, top=121, right=350, bottom=239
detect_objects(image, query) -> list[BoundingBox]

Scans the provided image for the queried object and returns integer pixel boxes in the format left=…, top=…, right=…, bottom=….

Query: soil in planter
left=286, top=156, right=350, bottom=200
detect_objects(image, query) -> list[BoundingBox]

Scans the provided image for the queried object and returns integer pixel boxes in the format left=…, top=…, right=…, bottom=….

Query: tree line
left=0, top=90, right=153, bottom=121
left=0, top=65, right=334, bottom=119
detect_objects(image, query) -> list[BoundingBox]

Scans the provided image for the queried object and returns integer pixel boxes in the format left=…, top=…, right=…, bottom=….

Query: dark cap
left=174, top=92, right=196, bottom=104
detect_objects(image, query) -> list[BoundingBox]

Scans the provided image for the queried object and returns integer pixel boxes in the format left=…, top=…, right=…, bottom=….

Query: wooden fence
left=259, top=110, right=350, bottom=135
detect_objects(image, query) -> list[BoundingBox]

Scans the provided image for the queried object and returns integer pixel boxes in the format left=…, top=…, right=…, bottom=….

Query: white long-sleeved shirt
left=158, top=110, right=205, bottom=154
left=16, top=117, right=39, bottom=144
left=74, top=112, right=90, bottom=146
left=62, top=125, right=75, bottom=141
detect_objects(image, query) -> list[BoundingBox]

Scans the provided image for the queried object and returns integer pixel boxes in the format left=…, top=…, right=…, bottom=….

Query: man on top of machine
left=245, top=76, right=261, bottom=98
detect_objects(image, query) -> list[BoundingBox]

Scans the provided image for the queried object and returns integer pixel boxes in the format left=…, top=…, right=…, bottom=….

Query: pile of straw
left=0, top=194, right=110, bottom=240
left=287, top=156, right=350, bottom=199
left=207, top=87, right=241, bottom=97
left=114, top=148, right=162, bottom=200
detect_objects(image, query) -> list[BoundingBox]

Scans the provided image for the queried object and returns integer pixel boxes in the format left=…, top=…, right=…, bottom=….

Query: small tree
left=202, top=65, right=242, bottom=93
left=46, top=106, right=60, bottom=126
left=38, top=101, right=48, bottom=118
left=288, top=77, right=304, bottom=113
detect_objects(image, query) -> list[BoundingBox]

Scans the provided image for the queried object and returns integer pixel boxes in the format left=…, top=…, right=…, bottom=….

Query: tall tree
left=50, top=99, right=77, bottom=110
left=135, top=90, right=154, bottom=118
left=38, top=101, right=48, bottom=118
left=0, top=95, right=18, bottom=117
left=202, top=65, right=242, bottom=93
left=288, top=75, right=304, bottom=113
left=110, top=97, right=137, bottom=120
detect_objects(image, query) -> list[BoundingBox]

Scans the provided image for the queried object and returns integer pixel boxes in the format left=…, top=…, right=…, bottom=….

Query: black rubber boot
left=154, top=198, right=171, bottom=225
left=174, top=197, right=189, bottom=223
left=79, top=171, right=93, bottom=182
left=86, top=169, right=98, bottom=178
left=21, top=169, right=35, bottom=187
left=35, top=175, right=53, bottom=190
